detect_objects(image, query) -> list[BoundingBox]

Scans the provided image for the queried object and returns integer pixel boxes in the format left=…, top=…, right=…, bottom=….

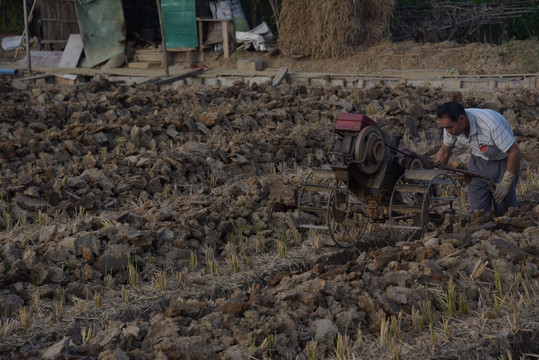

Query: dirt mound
left=206, top=39, right=539, bottom=76
left=0, top=78, right=538, bottom=359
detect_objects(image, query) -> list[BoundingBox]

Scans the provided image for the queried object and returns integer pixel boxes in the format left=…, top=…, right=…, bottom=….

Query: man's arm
left=505, top=142, right=521, bottom=174
left=435, top=143, right=454, bottom=166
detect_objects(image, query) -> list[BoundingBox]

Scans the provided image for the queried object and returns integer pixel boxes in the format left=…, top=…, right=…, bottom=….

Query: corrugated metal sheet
left=74, top=0, right=126, bottom=67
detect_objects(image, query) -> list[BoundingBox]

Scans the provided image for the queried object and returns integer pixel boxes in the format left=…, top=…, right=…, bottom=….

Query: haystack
left=278, top=0, right=394, bottom=59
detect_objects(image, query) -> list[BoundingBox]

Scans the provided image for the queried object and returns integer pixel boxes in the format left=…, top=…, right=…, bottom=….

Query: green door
left=161, top=0, right=198, bottom=49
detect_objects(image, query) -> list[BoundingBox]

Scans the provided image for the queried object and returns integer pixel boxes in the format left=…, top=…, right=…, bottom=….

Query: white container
left=1, top=35, right=23, bottom=51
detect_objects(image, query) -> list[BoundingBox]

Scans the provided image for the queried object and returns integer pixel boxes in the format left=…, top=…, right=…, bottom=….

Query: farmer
left=435, top=101, right=521, bottom=216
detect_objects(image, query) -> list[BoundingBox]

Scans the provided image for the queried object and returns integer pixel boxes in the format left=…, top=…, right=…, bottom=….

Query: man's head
left=436, top=101, right=468, bottom=137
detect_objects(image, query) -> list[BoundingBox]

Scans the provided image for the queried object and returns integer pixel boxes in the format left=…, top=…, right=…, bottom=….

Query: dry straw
left=279, top=0, right=394, bottom=59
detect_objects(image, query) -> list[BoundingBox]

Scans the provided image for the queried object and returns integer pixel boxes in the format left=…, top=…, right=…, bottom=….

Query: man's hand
left=493, top=171, right=516, bottom=203
left=435, top=144, right=453, bottom=167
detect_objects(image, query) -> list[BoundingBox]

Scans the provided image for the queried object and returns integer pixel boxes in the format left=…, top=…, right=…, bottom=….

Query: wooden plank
left=5, top=64, right=190, bottom=78
left=198, top=20, right=203, bottom=53
left=167, top=47, right=197, bottom=52
left=134, top=53, right=163, bottom=62
left=273, top=66, right=288, bottom=86
left=134, top=50, right=197, bottom=63
left=153, top=68, right=205, bottom=86
left=58, top=34, right=83, bottom=68
left=222, top=20, right=230, bottom=59
left=20, top=51, right=63, bottom=67
left=128, top=62, right=157, bottom=69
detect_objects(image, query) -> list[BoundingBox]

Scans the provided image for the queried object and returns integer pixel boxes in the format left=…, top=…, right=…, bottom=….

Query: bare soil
left=0, top=38, right=538, bottom=360
left=1, top=37, right=538, bottom=75
left=206, top=39, right=539, bottom=75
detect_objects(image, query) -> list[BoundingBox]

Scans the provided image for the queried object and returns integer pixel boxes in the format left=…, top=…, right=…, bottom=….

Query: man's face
left=439, top=115, right=465, bottom=136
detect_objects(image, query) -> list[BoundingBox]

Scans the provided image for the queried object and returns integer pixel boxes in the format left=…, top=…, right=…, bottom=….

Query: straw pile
left=278, top=0, right=394, bottom=59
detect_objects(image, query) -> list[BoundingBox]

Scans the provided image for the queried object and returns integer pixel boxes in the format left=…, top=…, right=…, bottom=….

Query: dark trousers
left=468, top=155, right=519, bottom=216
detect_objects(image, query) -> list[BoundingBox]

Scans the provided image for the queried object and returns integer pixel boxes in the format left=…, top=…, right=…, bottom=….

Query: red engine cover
left=335, top=113, right=376, bottom=133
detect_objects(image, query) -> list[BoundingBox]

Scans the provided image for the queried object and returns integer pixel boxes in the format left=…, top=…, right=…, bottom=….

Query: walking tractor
left=297, top=112, right=492, bottom=248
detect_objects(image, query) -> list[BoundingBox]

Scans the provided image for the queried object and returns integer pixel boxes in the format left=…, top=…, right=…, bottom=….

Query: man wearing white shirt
left=435, top=101, right=521, bottom=216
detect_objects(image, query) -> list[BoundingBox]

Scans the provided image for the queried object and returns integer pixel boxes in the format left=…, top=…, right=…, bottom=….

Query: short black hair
left=436, top=101, right=465, bottom=122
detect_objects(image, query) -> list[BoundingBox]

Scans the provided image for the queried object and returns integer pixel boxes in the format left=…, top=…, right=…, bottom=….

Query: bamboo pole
left=156, top=0, right=169, bottom=77
left=268, top=0, right=280, bottom=34
left=22, top=0, right=32, bottom=76
left=13, top=0, right=37, bottom=61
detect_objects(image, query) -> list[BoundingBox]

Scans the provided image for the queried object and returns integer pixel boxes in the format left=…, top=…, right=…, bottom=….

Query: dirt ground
left=1, top=37, right=538, bottom=75
left=0, top=38, right=538, bottom=360
left=206, top=39, right=539, bottom=75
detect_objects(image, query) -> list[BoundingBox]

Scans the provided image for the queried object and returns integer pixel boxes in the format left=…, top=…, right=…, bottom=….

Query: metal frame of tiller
left=297, top=112, right=489, bottom=249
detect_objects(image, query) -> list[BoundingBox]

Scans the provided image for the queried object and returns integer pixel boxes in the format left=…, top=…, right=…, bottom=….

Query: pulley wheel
left=354, top=126, right=385, bottom=175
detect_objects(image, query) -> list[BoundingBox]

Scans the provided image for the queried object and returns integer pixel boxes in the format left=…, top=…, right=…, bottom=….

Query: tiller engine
left=298, top=112, right=466, bottom=248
